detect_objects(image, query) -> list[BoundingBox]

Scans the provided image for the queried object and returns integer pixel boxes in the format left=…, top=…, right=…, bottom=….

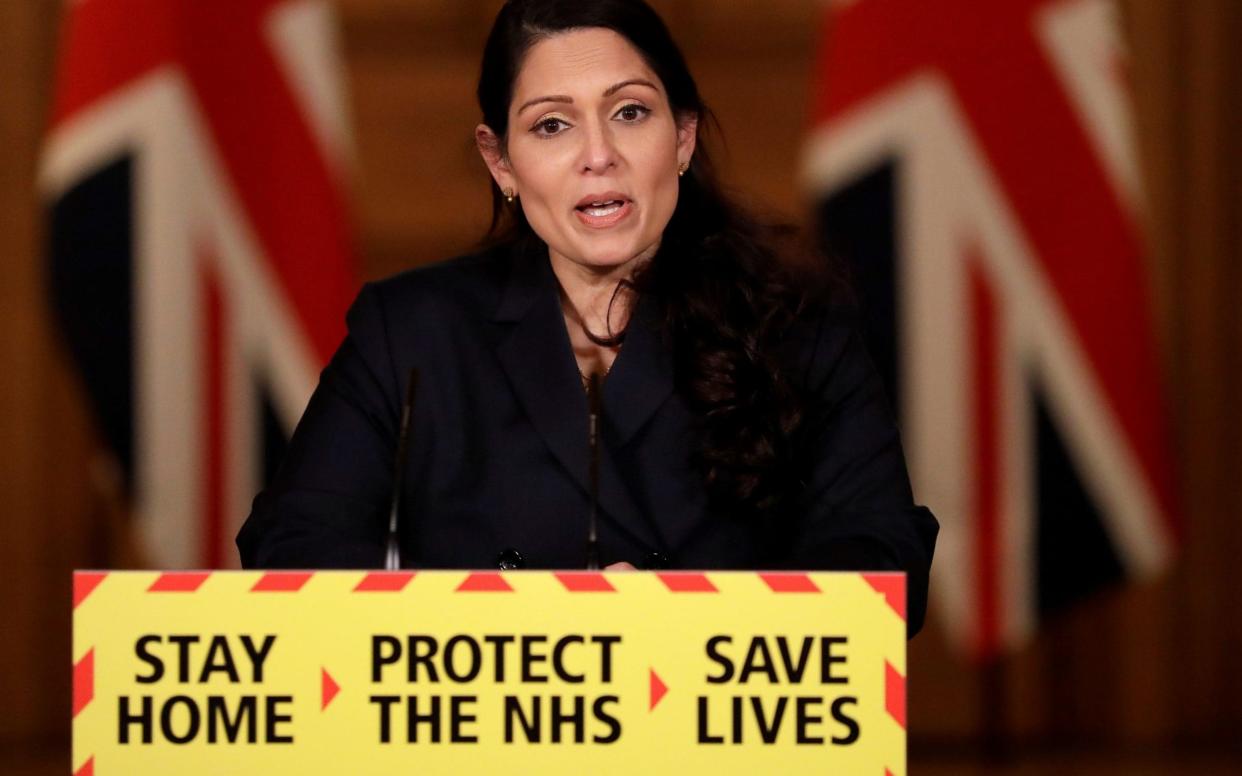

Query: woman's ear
left=675, top=113, right=699, bottom=169
left=475, top=124, right=514, bottom=192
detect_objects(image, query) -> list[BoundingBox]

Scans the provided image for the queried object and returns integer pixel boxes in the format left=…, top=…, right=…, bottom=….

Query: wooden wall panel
left=1116, top=2, right=1181, bottom=746
left=0, top=0, right=98, bottom=749
left=1178, top=0, right=1242, bottom=742
left=1125, top=0, right=1242, bottom=745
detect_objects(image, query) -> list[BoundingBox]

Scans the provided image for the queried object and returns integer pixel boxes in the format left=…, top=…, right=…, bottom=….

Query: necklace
left=561, top=295, right=621, bottom=394
left=579, top=363, right=612, bottom=394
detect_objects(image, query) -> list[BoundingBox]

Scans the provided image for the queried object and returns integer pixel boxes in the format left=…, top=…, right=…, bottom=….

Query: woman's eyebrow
left=516, top=78, right=660, bottom=115
left=517, top=94, right=572, bottom=114
left=603, top=78, right=659, bottom=97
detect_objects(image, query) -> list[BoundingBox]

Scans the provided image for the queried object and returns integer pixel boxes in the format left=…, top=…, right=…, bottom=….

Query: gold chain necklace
left=578, top=363, right=612, bottom=393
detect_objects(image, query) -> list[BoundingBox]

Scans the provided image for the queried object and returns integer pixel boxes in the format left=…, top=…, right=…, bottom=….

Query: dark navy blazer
left=237, top=239, right=938, bottom=633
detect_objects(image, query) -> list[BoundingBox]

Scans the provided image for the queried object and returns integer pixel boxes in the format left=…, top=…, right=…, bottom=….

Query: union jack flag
left=41, top=0, right=357, bottom=569
left=802, top=0, right=1178, bottom=659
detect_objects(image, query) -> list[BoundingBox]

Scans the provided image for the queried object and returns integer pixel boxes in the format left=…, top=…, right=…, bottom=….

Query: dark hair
left=477, top=0, right=829, bottom=518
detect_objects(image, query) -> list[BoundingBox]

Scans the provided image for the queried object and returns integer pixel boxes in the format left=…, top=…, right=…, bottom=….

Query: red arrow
left=649, top=669, right=667, bottom=711
left=322, top=668, right=340, bottom=711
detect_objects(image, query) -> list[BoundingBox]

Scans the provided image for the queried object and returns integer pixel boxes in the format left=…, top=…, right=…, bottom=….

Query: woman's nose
left=579, top=119, right=618, bottom=173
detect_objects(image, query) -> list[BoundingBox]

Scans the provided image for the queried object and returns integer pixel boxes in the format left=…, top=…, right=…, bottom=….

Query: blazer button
left=496, top=548, right=526, bottom=570
left=642, top=551, right=671, bottom=570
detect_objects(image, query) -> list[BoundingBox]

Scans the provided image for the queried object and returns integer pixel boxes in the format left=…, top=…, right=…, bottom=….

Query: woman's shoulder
left=777, top=281, right=872, bottom=391
left=334, top=242, right=527, bottom=364
left=359, top=241, right=515, bottom=318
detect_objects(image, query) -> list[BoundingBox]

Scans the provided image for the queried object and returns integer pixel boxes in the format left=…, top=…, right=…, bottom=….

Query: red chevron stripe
left=73, top=649, right=94, bottom=717
left=862, top=573, right=907, bottom=622
left=251, top=572, right=313, bottom=592
left=555, top=572, right=616, bottom=592
left=354, top=572, right=415, bottom=592
left=759, top=573, right=820, bottom=593
left=456, top=572, right=515, bottom=592
left=656, top=572, right=717, bottom=592
left=73, top=572, right=108, bottom=608
left=885, top=661, right=906, bottom=729
left=148, top=572, right=210, bottom=592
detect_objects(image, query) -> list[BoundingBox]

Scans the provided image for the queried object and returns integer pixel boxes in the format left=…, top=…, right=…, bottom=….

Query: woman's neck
left=548, top=247, right=650, bottom=340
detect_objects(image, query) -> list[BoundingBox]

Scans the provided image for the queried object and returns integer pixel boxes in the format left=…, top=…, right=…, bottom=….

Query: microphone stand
left=384, top=369, right=419, bottom=571
left=585, top=372, right=602, bottom=571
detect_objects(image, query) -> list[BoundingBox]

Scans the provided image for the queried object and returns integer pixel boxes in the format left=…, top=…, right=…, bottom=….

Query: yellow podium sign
left=72, top=570, right=907, bottom=775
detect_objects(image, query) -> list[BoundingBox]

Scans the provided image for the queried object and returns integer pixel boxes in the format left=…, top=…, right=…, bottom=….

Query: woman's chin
left=555, top=243, right=655, bottom=275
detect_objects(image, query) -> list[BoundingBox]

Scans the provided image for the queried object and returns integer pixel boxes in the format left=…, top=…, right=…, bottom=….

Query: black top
left=237, top=240, right=938, bottom=634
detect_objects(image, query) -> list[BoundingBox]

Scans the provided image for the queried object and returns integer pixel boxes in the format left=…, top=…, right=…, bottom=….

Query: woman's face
left=478, top=27, right=696, bottom=274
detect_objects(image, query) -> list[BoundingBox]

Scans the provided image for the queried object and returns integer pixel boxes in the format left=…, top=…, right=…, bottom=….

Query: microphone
left=585, top=372, right=602, bottom=570
left=384, top=368, right=419, bottom=571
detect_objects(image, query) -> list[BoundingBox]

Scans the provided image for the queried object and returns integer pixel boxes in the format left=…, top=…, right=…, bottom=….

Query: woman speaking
left=238, top=0, right=939, bottom=634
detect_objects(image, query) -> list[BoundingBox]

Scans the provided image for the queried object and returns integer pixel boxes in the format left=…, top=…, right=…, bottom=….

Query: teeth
left=583, top=202, right=622, bottom=217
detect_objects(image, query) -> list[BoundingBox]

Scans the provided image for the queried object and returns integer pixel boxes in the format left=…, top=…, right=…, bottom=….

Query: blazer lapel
left=492, top=242, right=664, bottom=554
left=599, top=293, right=694, bottom=551
left=601, top=292, right=675, bottom=445
left=604, top=292, right=708, bottom=551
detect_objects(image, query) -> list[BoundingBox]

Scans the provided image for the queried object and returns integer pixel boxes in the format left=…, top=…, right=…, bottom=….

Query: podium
left=72, top=570, right=907, bottom=774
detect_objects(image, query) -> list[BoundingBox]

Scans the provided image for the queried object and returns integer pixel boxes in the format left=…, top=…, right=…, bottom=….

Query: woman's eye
left=616, top=104, right=650, bottom=122
left=533, top=117, right=568, bottom=136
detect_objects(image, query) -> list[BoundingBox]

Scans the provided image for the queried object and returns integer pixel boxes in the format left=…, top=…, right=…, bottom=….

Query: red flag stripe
left=970, top=260, right=1003, bottom=658
left=49, top=0, right=177, bottom=126
left=184, top=1, right=355, bottom=362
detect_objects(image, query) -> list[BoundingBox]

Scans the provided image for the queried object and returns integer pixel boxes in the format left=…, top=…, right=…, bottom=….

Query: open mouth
left=576, top=199, right=627, bottom=217
left=574, top=193, right=633, bottom=228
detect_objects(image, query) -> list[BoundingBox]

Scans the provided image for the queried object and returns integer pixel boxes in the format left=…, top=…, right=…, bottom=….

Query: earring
left=503, top=187, right=515, bottom=203
left=677, top=162, right=688, bottom=177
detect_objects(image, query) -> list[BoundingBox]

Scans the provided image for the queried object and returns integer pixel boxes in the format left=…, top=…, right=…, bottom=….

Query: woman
left=238, top=0, right=938, bottom=634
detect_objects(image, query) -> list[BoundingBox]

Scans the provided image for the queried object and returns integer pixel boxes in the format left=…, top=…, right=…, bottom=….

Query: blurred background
left=2, top=1, right=1240, bottom=773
